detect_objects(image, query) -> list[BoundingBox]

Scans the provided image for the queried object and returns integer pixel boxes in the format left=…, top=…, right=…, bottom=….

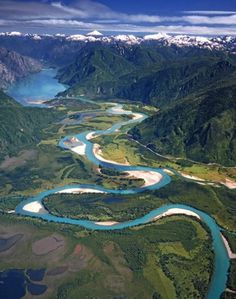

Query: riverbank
left=221, top=234, right=236, bottom=259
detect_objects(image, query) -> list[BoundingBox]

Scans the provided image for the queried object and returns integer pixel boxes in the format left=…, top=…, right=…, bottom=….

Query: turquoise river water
left=11, top=73, right=230, bottom=299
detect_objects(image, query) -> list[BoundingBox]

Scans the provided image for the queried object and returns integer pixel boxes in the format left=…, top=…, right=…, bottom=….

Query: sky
left=0, top=0, right=236, bottom=36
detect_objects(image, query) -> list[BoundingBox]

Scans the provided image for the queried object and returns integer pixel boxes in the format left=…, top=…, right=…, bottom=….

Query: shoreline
left=221, top=234, right=236, bottom=259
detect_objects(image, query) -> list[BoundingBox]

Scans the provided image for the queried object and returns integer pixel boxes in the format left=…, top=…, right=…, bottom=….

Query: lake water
left=0, top=269, right=47, bottom=298
left=7, top=68, right=67, bottom=106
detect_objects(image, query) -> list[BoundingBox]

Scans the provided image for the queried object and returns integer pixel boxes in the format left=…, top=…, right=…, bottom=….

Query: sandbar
left=180, top=172, right=206, bottom=181
left=22, top=201, right=48, bottom=214
left=132, top=113, right=143, bottom=120
left=56, top=188, right=106, bottom=194
left=153, top=208, right=201, bottom=221
left=95, top=221, right=119, bottom=226
left=163, top=169, right=175, bottom=175
left=71, top=144, right=86, bottom=155
left=126, top=170, right=163, bottom=187
left=86, top=132, right=98, bottom=140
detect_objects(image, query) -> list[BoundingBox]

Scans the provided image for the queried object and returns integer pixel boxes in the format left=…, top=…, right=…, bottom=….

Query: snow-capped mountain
left=87, top=30, right=103, bottom=36
left=0, top=31, right=235, bottom=52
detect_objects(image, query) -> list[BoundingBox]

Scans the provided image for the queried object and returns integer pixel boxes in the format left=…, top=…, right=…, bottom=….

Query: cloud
left=184, top=11, right=236, bottom=15
left=0, top=1, right=71, bottom=19
left=3, top=17, right=236, bottom=36
left=51, top=0, right=163, bottom=23
left=1, top=0, right=236, bottom=35
left=183, top=14, right=236, bottom=25
left=0, top=0, right=176, bottom=23
left=51, top=2, right=87, bottom=18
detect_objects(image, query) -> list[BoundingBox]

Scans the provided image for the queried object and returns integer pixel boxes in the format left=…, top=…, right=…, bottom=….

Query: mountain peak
left=87, top=30, right=103, bottom=36
left=144, top=33, right=170, bottom=40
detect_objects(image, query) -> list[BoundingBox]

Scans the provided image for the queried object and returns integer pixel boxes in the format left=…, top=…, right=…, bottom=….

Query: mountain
left=57, top=42, right=236, bottom=104
left=1, top=31, right=236, bottom=165
left=116, top=57, right=236, bottom=107
left=0, top=47, right=41, bottom=88
left=130, top=81, right=236, bottom=166
left=0, top=90, right=59, bottom=161
left=87, top=30, right=103, bottom=36
left=58, top=43, right=236, bottom=165
left=56, top=44, right=136, bottom=96
left=0, top=32, right=235, bottom=68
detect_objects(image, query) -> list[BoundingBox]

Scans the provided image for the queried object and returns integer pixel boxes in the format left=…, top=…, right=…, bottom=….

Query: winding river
left=15, top=103, right=230, bottom=299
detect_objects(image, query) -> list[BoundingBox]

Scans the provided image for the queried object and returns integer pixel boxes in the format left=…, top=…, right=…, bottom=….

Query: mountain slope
left=57, top=45, right=136, bottom=96
left=0, top=47, right=41, bottom=88
left=58, top=43, right=233, bottom=102
left=116, top=57, right=236, bottom=107
left=0, top=91, right=59, bottom=160
left=130, top=82, right=236, bottom=166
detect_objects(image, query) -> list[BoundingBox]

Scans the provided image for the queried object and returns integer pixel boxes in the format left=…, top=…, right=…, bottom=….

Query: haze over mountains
left=1, top=31, right=236, bottom=166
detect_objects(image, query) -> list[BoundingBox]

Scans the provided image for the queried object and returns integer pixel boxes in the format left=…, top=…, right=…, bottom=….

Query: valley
left=0, top=31, right=236, bottom=299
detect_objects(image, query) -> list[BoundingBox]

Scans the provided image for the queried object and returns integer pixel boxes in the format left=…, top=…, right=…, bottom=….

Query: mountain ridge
left=0, top=31, right=236, bottom=52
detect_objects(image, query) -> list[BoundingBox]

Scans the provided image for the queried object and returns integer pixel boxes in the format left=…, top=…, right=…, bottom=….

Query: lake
left=0, top=268, right=47, bottom=299
left=7, top=68, right=67, bottom=106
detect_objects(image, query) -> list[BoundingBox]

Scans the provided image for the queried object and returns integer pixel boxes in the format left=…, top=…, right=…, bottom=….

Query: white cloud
left=51, top=2, right=87, bottom=18
left=184, top=11, right=236, bottom=15
left=0, top=1, right=70, bottom=19
left=183, top=14, right=236, bottom=25
left=6, top=18, right=236, bottom=36
left=26, top=19, right=98, bottom=29
left=1, top=0, right=236, bottom=35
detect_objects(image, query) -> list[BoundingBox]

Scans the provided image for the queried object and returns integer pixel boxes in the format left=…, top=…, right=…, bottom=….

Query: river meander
left=13, top=100, right=230, bottom=299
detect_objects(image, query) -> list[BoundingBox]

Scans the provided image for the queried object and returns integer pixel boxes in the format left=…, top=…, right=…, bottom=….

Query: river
left=13, top=101, right=230, bottom=299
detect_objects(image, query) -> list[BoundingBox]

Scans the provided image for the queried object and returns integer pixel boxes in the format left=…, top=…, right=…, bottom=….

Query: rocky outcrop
left=0, top=47, right=41, bottom=88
